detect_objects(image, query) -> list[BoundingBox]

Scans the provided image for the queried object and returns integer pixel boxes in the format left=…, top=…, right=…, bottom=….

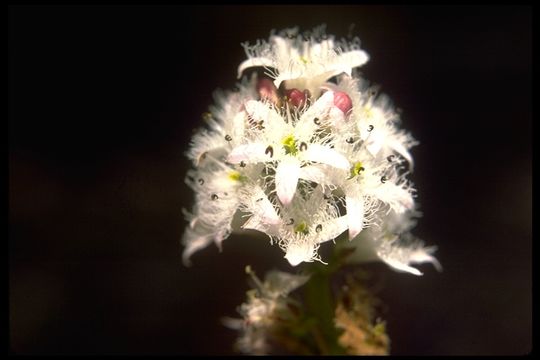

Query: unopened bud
left=285, top=88, right=307, bottom=108
left=257, top=78, right=280, bottom=105
left=333, top=91, right=353, bottom=115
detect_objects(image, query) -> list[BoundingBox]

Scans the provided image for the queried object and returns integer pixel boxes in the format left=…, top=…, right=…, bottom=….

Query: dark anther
left=367, top=125, right=374, bottom=132
left=303, top=34, right=309, bottom=42
left=299, top=142, right=308, bottom=151
left=256, top=198, right=263, bottom=202
left=316, top=224, right=323, bottom=233
left=286, top=218, right=294, bottom=225
left=381, top=176, right=387, bottom=184
left=198, top=178, right=204, bottom=185
left=314, top=117, right=321, bottom=125
left=225, top=134, right=232, bottom=141
left=387, top=155, right=395, bottom=162
left=240, top=161, right=246, bottom=168
left=211, top=194, right=219, bottom=200
left=346, top=137, right=355, bottom=144
left=265, top=145, right=274, bottom=158
left=224, top=192, right=228, bottom=196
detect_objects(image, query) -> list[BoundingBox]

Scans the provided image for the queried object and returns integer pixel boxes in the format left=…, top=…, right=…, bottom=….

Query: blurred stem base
left=228, top=255, right=390, bottom=355
left=300, top=258, right=390, bottom=355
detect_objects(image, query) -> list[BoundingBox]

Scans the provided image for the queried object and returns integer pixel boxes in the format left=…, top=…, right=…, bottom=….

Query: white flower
left=181, top=26, right=439, bottom=272
left=237, top=25, right=369, bottom=97
left=344, top=209, right=442, bottom=276
left=242, top=186, right=349, bottom=265
left=226, top=96, right=349, bottom=206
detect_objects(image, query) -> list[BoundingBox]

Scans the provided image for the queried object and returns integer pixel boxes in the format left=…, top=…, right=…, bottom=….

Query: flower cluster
left=182, top=26, right=439, bottom=274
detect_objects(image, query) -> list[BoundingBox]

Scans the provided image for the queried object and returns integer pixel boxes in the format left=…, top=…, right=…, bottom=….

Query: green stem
left=303, top=263, right=345, bottom=355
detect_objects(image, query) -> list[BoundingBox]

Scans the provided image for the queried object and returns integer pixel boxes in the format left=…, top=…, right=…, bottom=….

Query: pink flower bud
left=285, top=88, right=307, bottom=108
left=257, top=78, right=280, bottom=105
left=333, top=91, right=352, bottom=115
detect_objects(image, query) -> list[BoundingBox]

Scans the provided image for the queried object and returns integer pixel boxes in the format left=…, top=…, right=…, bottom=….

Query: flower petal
left=388, top=139, right=414, bottom=171
left=227, top=143, right=270, bottom=164
left=303, top=144, right=349, bottom=169
left=366, top=182, right=414, bottom=214
left=181, top=228, right=213, bottom=266
left=298, top=164, right=330, bottom=185
left=241, top=186, right=281, bottom=235
left=379, top=258, right=424, bottom=276
left=316, top=215, right=349, bottom=243
left=346, top=195, right=364, bottom=240
left=365, top=129, right=385, bottom=156
left=237, top=57, right=275, bottom=79
left=284, top=240, right=315, bottom=266
left=410, top=246, right=443, bottom=272
left=244, top=100, right=286, bottom=133
left=275, top=157, right=301, bottom=206
left=375, top=241, right=441, bottom=276
left=333, top=50, right=369, bottom=74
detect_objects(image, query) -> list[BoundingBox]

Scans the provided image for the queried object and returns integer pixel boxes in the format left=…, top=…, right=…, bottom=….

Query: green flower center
left=349, top=161, right=365, bottom=178
left=294, top=221, right=309, bottom=235
left=228, top=170, right=247, bottom=182
left=282, top=134, right=299, bottom=156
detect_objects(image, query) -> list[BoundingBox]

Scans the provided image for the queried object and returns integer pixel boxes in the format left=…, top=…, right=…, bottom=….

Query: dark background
left=9, top=5, right=532, bottom=355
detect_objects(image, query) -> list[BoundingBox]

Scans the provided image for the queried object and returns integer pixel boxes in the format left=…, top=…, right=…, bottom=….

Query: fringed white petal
left=298, top=164, right=329, bottom=185
left=365, top=129, right=385, bottom=156
left=181, top=229, right=213, bottom=266
left=303, top=144, right=349, bottom=169
left=334, top=50, right=369, bottom=73
left=410, top=246, right=443, bottom=272
left=316, top=215, right=349, bottom=243
left=376, top=240, right=441, bottom=276
left=388, top=138, right=414, bottom=171
left=284, top=241, right=315, bottom=266
left=237, top=57, right=275, bottom=78
left=227, top=143, right=270, bottom=164
left=346, top=195, right=364, bottom=240
left=380, top=258, right=424, bottom=276
left=366, top=182, right=414, bottom=214
left=275, top=157, right=301, bottom=206
left=241, top=186, right=281, bottom=236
